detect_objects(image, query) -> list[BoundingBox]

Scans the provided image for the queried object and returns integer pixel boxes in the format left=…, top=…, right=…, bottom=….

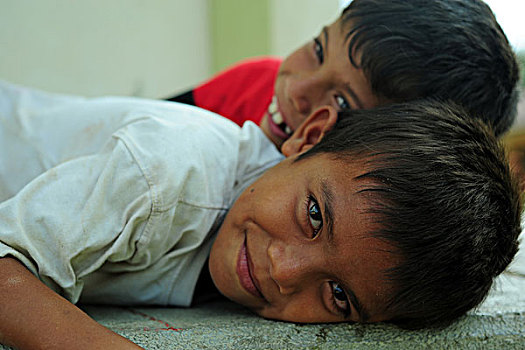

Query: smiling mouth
left=237, top=235, right=264, bottom=299
left=267, top=96, right=293, bottom=139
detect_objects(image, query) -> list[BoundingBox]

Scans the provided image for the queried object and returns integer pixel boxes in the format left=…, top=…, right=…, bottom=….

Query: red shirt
left=193, top=57, right=282, bottom=126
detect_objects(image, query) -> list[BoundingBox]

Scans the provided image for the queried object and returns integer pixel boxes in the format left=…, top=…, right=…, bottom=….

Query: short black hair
left=300, top=100, right=522, bottom=328
left=341, top=0, right=520, bottom=136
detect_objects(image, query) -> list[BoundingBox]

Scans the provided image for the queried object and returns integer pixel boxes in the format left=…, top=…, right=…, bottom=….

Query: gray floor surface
left=2, top=272, right=522, bottom=349
left=84, top=272, right=525, bottom=349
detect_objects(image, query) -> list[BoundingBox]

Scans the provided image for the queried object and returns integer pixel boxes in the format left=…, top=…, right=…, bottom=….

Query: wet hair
left=341, top=0, right=520, bottom=136
left=299, top=100, right=522, bottom=329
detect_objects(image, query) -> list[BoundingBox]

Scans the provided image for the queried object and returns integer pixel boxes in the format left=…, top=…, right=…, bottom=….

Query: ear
left=281, top=106, right=338, bottom=157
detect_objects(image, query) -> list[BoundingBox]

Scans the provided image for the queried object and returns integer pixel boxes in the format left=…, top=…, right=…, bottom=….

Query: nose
left=267, top=239, right=318, bottom=295
left=287, top=73, right=329, bottom=117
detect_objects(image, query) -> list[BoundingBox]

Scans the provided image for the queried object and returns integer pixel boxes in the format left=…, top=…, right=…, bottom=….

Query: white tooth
left=272, top=111, right=283, bottom=125
left=268, top=99, right=278, bottom=114
left=285, top=126, right=292, bottom=135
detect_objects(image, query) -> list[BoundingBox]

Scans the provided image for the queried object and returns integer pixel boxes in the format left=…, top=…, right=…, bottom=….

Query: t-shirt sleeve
left=192, top=57, right=282, bottom=126
left=0, top=136, right=152, bottom=304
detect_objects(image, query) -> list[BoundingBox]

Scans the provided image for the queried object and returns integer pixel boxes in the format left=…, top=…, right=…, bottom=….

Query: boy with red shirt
left=167, top=0, right=520, bottom=148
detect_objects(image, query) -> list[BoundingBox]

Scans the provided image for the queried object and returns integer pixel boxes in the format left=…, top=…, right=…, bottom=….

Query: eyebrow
left=320, top=180, right=334, bottom=243
left=321, top=179, right=369, bottom=322
left=323, top=25, right=365, bottom=109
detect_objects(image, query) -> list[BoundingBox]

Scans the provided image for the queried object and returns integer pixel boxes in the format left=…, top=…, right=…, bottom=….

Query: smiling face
left=259, top=17, right=380, bottom=148
left=209, top=152, right=398, bottom=323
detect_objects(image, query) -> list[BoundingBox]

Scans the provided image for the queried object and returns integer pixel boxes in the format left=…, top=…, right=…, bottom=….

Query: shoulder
left=197, top=56, right=282, bottom=88
left=113, top=104, right=243, bottom=209
left=227, top=56, right=282, bottom=73
left=115, top=100, right=242, bottom=155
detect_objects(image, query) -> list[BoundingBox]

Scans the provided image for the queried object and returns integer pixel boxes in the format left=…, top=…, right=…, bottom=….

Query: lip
left=266, top=97, right=291, bottom=141
left=237, top=235, right=264, bottom=299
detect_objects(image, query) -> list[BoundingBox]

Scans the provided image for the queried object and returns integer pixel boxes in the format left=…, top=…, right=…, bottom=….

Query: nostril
left=277, top=283, right=295, bottom=296
left=269, top=266, right=295, bottom=295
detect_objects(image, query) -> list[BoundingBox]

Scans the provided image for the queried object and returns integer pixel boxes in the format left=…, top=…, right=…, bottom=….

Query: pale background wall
left=0, top=0, right=341, bottom=98
left=208, top=0, right=271, bottom=74
left=0, top=0, right=211, bottom=98
left=209, top=0, right=340, bottom=73
left=270, top=0, right=340, bottom=58
left=0, top=1, right=522, bottom=98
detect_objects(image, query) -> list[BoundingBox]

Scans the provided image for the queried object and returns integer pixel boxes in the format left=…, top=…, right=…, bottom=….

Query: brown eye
left=307, top=196, right=323, bottom=237
left=313, top=38, right=324, bottom=64
left=336, top=95, right=350, bottom=110
left=330, top=281, right=350, bottom=317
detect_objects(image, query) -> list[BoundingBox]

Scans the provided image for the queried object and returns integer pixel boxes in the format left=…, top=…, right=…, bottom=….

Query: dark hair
left=300, top=100, right=522, bottom=328
left=341, top=0, right=520, bottom=136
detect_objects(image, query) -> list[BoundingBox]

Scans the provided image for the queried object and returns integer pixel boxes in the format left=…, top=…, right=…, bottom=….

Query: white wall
left=0, top=0, right=345, bottom=98
left=483, top=0, right=525, bottom=51
left=270, top=0, right=340, bottom=57
left=0, top=0, right=210, bottom=98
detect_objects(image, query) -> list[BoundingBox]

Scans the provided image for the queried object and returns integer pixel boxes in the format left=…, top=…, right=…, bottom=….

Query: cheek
left=289, top=114, right=309, bottom=131
left=277, top=44, right=312, bottom=80
left=209, top=211, right=237, bottom=264
left=240, top=160, right=300, bottom=230
left=209, top=191, right=254, bottom=269
left=257, top=293, right=336, bottom=323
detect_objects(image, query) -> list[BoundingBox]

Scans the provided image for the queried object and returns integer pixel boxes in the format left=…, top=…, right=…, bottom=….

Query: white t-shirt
left=0, top=81, right=284, bottom=306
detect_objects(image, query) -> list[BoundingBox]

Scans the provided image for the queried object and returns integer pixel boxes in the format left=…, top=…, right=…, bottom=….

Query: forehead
left=297, top=154, right=398, bottom=319
left=332, top=164, right=396, bottom=310
left=335, top=217, right=397, bottom=320
left=326, top=16, right=354, bottom=59
left=323, top=17, right=381, bottom=109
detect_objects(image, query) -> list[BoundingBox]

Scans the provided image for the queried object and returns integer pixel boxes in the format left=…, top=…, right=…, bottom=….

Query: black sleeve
left=165, top=89, right=195, bottom=106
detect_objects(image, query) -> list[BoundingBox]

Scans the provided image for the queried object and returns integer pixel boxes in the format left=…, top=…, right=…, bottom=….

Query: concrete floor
left=2, top=271, right=521, bottom=349
left=82, top=272, right=525, bottom=349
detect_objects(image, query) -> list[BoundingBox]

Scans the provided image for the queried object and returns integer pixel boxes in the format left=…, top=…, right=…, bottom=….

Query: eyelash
left=305, top=195, right=323, bottom=238
left=313, top=37, right=350, bottom=111
left=329, top=281, right=351, bottom=318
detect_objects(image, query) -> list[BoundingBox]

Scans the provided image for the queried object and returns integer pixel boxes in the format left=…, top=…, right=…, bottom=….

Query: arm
left=0, top=257, right=141, bottom=350
left=0, top=122, right=153, bottom=349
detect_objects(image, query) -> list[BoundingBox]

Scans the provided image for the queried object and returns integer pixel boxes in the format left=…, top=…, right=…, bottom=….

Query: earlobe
left=281, top=106, right=338, bottom=157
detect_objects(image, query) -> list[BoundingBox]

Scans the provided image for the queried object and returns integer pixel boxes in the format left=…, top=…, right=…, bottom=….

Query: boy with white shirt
left=0, top=81, right=521, bottom=349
